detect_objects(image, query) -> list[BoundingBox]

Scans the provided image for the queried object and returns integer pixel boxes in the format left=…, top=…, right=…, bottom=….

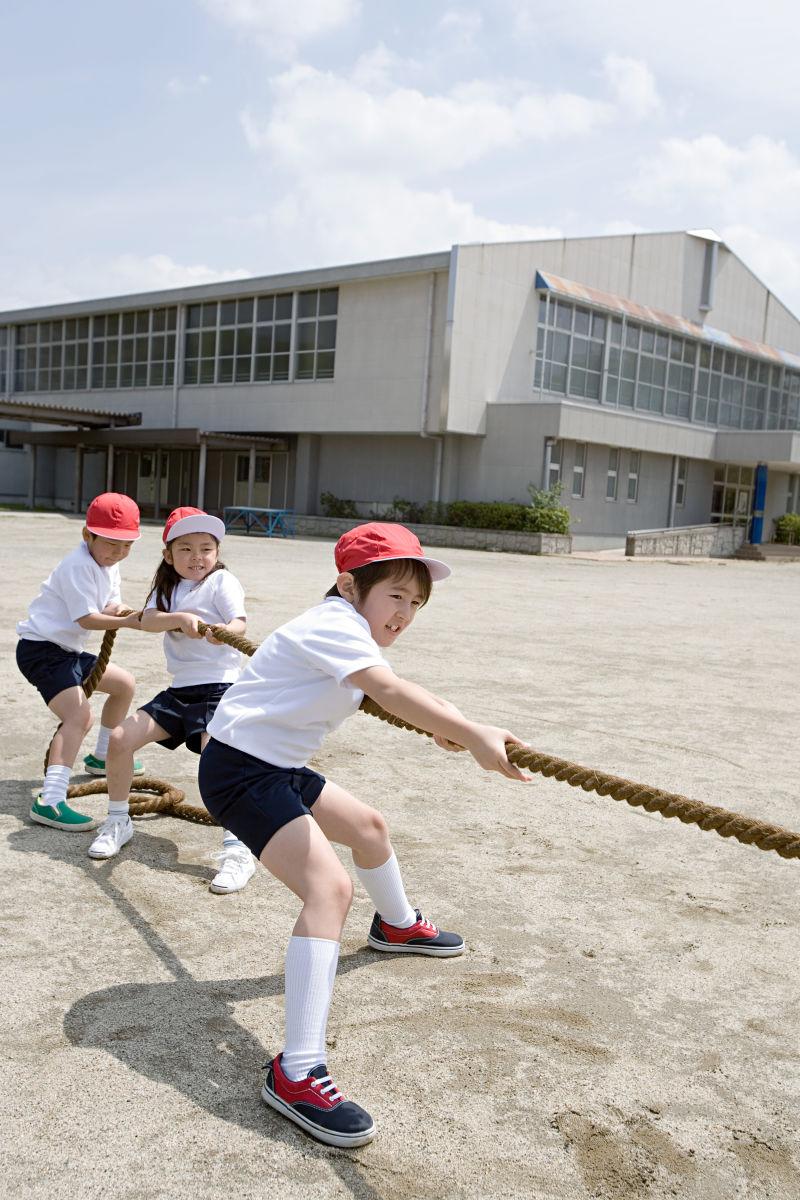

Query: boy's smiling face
left=348, top=572, right=426, bottom=648
left=84, top=531, right=135, bottom=567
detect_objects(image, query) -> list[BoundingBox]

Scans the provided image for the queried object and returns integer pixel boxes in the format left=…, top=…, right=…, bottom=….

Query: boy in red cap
left=88, top=507, right=253, bottom=893
left=199, top=521, right=530, bottom=1148
left=16, top=493, right=143, bottom=830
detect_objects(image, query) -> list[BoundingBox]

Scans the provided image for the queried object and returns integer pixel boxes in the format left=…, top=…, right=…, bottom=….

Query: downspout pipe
left=419, top=270, right=443, bottom=503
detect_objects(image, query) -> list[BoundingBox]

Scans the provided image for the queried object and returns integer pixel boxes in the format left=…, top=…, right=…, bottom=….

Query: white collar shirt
left=144, top=568, right=247, bottom=687
left=207, top=596, right=390, bottom=768
left=16, top=542, right=122, bottom=653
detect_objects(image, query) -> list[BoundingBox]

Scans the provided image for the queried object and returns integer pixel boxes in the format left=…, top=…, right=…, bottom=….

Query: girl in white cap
left=199, top=521, right=530, bottom=1147
left=88, top=507, right=255, bottom=895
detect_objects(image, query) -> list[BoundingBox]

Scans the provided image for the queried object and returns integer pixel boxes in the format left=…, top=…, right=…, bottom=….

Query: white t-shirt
left=145, top=568, right=247, bottom=687
left=16, top=542, right=122, bottom=653
left=208, top=596, right=390, bottom=768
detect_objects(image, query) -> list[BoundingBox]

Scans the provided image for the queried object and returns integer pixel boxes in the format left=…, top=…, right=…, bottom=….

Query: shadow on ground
left=3, top=778, right=385, bottom=1198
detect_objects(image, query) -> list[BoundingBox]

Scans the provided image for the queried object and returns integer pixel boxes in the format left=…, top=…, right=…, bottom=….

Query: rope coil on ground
left=57, top=619, right=800, bottom=859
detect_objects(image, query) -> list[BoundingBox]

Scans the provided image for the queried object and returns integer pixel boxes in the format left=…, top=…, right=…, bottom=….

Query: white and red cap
left=85, top=492, right=141, bottom=541
left=334, top=522, right=451, bottom=582
left=162, top=506, right=225, bottom=544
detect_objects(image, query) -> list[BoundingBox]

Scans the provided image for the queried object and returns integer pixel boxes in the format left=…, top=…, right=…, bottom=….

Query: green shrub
left=320, top=491, right=359, bottom=518
left=447, top=501, right=529, bottom=530
left=774, top=512, right=800, bottom=544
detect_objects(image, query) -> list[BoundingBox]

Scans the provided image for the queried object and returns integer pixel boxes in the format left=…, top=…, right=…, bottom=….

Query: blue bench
left=222, top=506, right=295, bottom=538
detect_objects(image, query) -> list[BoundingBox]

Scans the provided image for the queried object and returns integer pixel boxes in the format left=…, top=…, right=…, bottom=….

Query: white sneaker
left=209, top=843, right=256, bottom=894
left=88, top=816, right=133, bottom=860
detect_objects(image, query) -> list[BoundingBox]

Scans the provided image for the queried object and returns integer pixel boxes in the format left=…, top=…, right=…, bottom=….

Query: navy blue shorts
left=141, top=683, right=231, bottom=755
left=16, top=638, right=98, bottom=706
left=198, top=737, right=326, bottom=858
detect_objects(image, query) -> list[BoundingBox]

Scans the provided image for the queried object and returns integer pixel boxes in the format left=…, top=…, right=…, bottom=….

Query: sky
left=3, top=0, right=800, bottom=318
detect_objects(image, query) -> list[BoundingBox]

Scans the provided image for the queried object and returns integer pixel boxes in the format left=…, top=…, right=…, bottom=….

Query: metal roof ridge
left=535, top=270, right=800, bottom=370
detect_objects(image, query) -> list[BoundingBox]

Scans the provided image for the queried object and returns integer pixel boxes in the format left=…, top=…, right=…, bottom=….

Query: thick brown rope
left=357, top=696, right=800, bottom=861
left=59, top=620, right=800, bottom=859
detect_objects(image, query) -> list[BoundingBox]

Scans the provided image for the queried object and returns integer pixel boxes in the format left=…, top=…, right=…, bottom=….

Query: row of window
left=0, top=289, right=337, bottom=393
left=547, top=440, right=689, bottom=507
left=535, top=296, right=800, bottom=432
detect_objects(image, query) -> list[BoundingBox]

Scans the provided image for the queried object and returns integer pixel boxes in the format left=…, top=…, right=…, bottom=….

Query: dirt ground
left=2, top=510, right=799, bottom=1200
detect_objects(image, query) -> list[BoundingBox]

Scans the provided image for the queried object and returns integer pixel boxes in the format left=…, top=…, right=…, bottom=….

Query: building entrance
left=710, top=464, right=753, bottom=525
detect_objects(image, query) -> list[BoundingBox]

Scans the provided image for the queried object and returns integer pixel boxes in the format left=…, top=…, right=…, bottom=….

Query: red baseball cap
left=162, top=506, right=226, bottom=544
left=85, top=493, right=141, bottom=541
left=334, top=522, right=451, bottom=581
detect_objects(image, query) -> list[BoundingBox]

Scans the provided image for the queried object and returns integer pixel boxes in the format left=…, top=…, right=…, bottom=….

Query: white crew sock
left=222, top=829, right=246, bottom=850
left=281, top=936, right=339, bottom=1082
left=108, top=800, right=130, bottom=819
left=94, top=725, right=114, bottom=760
left=41, top=764, right=71, bottom=809
left=354, top=852, right=416, bottom=928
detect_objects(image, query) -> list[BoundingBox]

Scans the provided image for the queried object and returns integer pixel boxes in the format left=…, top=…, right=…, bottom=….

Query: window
left=547, top=440, right=561, bottom=489
left=606, top=448, right=619, bottom=501
left=572, top=442, right=586, bottom=498
left=710, top=464, right=754, bottom=525
left=627, top=451, right=640, bottom=503
left=787, top=475, right=800, bottom=514
left=255, top=293, right=293, bottom=382
left=675, top=457, right=688, bottom=507
left=0, top=428, right=22, bottom=450
left=0, top=326, right=7, bottom=393
left=294, top=288, right=337, bottom=381
left=182, top=287, right=337, bottom=386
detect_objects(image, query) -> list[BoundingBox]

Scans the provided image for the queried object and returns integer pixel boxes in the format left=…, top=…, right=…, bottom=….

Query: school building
left=2, top=230, right=800, bottom=546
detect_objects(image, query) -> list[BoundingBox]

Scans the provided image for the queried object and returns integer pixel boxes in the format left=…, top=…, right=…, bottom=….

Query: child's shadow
left=4, top=780, right=383, bottom=1189
left=2, top=776, right=213, bottom=885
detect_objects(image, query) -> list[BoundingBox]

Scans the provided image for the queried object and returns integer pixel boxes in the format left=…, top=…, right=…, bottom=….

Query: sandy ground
left=2, top=511, right=799, bottom=1200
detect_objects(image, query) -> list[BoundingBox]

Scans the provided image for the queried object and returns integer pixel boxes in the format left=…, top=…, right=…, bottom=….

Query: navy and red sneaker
left=261, top=1054, right=376, bottom=1149
left=367, top=908, right=465, bottom=957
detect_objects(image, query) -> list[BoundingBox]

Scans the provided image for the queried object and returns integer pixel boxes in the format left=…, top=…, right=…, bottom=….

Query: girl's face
left=351, top=573, right=426, bottom=648
left=166, top=532, right=219, bottom=581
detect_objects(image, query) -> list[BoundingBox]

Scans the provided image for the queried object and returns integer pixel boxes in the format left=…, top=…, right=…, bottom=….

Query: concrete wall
left=0, top=442, right=30, bottom=503
left=309, top=434, right=439, bottom=513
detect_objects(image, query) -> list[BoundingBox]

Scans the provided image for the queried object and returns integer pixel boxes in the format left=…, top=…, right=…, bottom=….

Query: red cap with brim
left=85, top=492, right=141, bottom=541
left=334, top=522, right=451, bottom=581
left=163, top=507, right=226, bottom=544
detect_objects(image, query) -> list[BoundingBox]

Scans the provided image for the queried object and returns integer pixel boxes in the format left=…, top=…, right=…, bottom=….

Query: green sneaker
left=82, top=753, right=144, bottom=777
left=30, top=797, right=99, bottom=831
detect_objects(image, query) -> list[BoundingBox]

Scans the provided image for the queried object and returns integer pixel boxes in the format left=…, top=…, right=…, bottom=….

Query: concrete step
left=734, top=542, right=800, bottom=561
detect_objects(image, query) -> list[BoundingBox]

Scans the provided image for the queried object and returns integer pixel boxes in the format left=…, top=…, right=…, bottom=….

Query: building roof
left=0, top=398, right=141, bottom=427
left=535, top=271, right=800, bottom=372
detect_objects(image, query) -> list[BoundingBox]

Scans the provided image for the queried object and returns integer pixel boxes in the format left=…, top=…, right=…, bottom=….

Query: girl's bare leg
left=93, top=663, right=136, bottom=730
left=106, top=711, right=169, bottom=805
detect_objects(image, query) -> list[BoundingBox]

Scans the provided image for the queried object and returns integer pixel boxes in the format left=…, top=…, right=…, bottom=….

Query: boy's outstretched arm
left=348, top=665, right=530, bottom=782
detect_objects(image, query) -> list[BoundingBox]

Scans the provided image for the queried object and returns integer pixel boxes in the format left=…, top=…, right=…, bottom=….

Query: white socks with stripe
left=41, top=764, right=71, bottom=809
left=94, top=725, right=113, bottom=760
left=354, top=851, right=416, bottom=928
left=282, top=936, right=340, bottom=1081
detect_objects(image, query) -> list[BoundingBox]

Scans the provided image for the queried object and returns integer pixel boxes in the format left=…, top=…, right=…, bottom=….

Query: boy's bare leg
left=311, top=780, right=393, bottom=868
left=47, top=686, right=93, bottom=766
left=93, top=663, right=136, bottom=730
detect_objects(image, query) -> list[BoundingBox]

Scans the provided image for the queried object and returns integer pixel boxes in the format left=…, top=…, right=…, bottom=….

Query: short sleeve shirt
left=16, top=542, right=122, bottom=653
left=145, top=568, right=247, bottom=687
left=207, top=596, right=390, bottom=768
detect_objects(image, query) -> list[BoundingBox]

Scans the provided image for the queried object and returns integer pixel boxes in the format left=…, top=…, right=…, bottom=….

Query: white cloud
left=603, top=55, right=660, bottom=119
left=242, top=63, right=615, bottom=179
left=0, top=254, right=252, bottom=311
left=438, top=8, right=483, bottom=49
left=630, top=134, right=800, bottom=223
left=268, top=172, right=562, bottom=265
left=167, top=74, right=211, bottom=96
left=199, top=0, right=360, bottom=56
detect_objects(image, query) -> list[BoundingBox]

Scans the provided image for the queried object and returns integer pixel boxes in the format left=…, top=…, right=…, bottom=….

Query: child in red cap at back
left=198, top=521, right=531, bottom=1149
left=16, top=492, right=142, bottom=831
